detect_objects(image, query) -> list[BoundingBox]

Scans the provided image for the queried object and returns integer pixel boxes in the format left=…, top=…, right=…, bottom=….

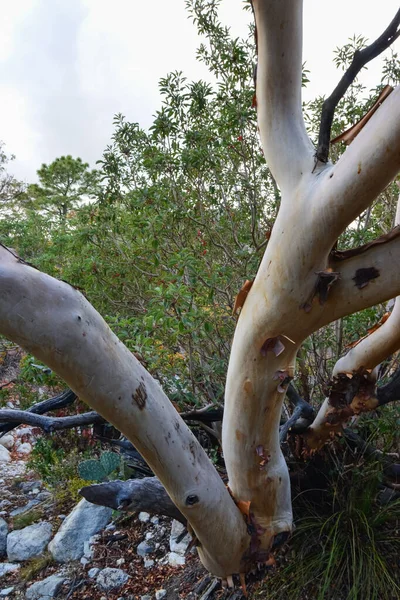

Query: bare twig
left=0, top=409, right=104, bottom=433
left=0, top=389, right=77, bottom=436
left=315, top=8, right=400, bottom=164
left=279, top=384, right=315, bottom=443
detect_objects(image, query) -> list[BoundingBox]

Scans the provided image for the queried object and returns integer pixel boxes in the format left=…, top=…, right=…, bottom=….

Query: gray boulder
left=7, top=521, right=52, bottom=562
left=48, top=499, right=111, bottom=562
left=0, top=518, right=8, bottom=557
left=25, top=574, right=65, bottom=599
left=96, top=568, right=129, bottom=591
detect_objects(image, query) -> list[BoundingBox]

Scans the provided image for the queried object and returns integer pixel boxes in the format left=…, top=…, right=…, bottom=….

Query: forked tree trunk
left=1, top=0, right=400, bottom=579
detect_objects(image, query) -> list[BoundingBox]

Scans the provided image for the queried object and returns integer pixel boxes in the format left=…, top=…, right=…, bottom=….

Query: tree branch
left=0, top=247, right=248, bottom=577
left=313, top=84, right=400, bottom=242
left=0, top=388, right=77, bottom=436
left=252, top=0, right=314, bottom=190
left=79, top=477, right=186, bottom=524
left=279, top=384, right=314, bottom=443
left=0, top=409, right=104, bottom=433
left=315, top=8, right=400, bottom=164
left=316, top=230, right=400, bottom=328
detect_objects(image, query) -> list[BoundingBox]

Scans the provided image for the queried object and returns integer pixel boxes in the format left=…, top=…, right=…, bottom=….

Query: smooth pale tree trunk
left=1, top=0, right=400, bottom=578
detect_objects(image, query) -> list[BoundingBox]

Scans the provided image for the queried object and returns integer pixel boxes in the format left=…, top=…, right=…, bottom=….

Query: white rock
left=144, top=559, right=154, bottom=569
left=145, top=531, right=154, bottom=540
left=167, top=551, right=186, bottom=567
left=0, top=586, right=14, bottom=596
left=150, top=516, right=160, bottom=525
left=80, top=557, right=89, bottom=566
left=0, top=436, right=14, bottom=450
left=155, top=590, right=167, bottom=600
left=169, top=520, right=191, bottom=556
left=48, top=499, right=111, bottom=562
left=25, top=574, right=65, bottom=599
left=16, top=427, right=32, bottom=437
left=88, top=567, right=100, bottom=579
left=0, top=447, right=11, bottom=463
left=141, top=596, right=153, bottom=600
left=0, top=563, right=20, bottom=578
left=0, top=518, right=8, bottom=557
left=116, top=557, right=125, bottom=566
left=17, top=442, right=32, bottom=454
left=138, top=511, right=150, bottom=522
left=7, top=521, right=52, bottom=562
left=96, top=568, right=129, bottom=591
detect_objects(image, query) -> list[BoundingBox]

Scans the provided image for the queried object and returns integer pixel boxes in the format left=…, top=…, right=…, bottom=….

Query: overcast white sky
left=1, top=0, right=399, bottom=182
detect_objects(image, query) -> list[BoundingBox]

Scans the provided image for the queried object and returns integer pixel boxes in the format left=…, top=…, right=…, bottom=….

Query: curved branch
left=0, top=247, right=248, bottom=577
left=0, top=409, right=104, bottom=433
left=317, top=230, right=400, bottom=328
left=252, top=0, right=314, bottom=190
left=0, top=389, right=77, bottom=436
left=315, top=7, right=400, bottom=163
left=314, top=84, right=400, bottom=240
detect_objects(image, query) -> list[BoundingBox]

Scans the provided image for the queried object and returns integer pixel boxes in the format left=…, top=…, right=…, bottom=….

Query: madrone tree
left=1, top=0, right=400, bottom=580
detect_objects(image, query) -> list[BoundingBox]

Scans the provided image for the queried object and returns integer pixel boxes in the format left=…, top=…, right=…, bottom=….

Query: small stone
left=96, top=568, right=129, bottom=591
left=20, top=481, right=42, bottom=494
left=10, top=499, right=40, bottom=517
left=155, top=590, right=167, bottom=600
left=7, top=521, right=52, bottom=562
left=0, top=518, right=8, bottom=557
left=116, top=557, right=125, bottom=566
left=88, top=567, right=100, bottom=579
left=150, top=516, right=159, bottom=525
left=17, top=442, right=32, bottom=454
left=138, top=512, right=150, bottom=522
left=0, top=436, right=14, bottom=450
left=80, top=557, right=89, bottom=565
left=16, top=427, right=32, bottom=438
left=144, top=559, right=154, bottom=569
left=0, top=586, right=14, bottom=597
left=141, top=596, right=153, bottom=600
left=145, top=531, right=154, bottom=540
left=36, top=491, right=52, bottom=501
left=0, top=447, right=11, bottom=463
left=83, top=540, right=93, bottom=558
left=168, top=551, right=186, bottom=567
left=137, top=540, right=155, bottom=557
left=169, top=520, right=191, bottom=556
left=25, top=574, right=64, bottom=599
left=0, top=563, right=20, bottom=578
left=105, top=523, right=116, bottom=531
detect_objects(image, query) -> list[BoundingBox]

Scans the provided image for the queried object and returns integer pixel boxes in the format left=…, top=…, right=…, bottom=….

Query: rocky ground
left=0, top=428, right=231, bottom=600
left=0, top=347, right=272, bottom=600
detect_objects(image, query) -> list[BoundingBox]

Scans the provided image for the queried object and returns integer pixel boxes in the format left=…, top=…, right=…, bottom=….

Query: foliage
left=22, top=155, right=100, bottom=223
left=78, top=451, right=121, bottom=482
left=19, top=553, right=54, bottom=582
left=255, top=454, right=400, bottom=600
left=0, top=141, right=25, bottom=208
left=12, top=507, right=45, bottom=530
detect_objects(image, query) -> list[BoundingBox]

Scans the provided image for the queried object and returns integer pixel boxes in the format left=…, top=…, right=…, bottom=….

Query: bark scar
left=132, top=382, right=147, bottom=410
